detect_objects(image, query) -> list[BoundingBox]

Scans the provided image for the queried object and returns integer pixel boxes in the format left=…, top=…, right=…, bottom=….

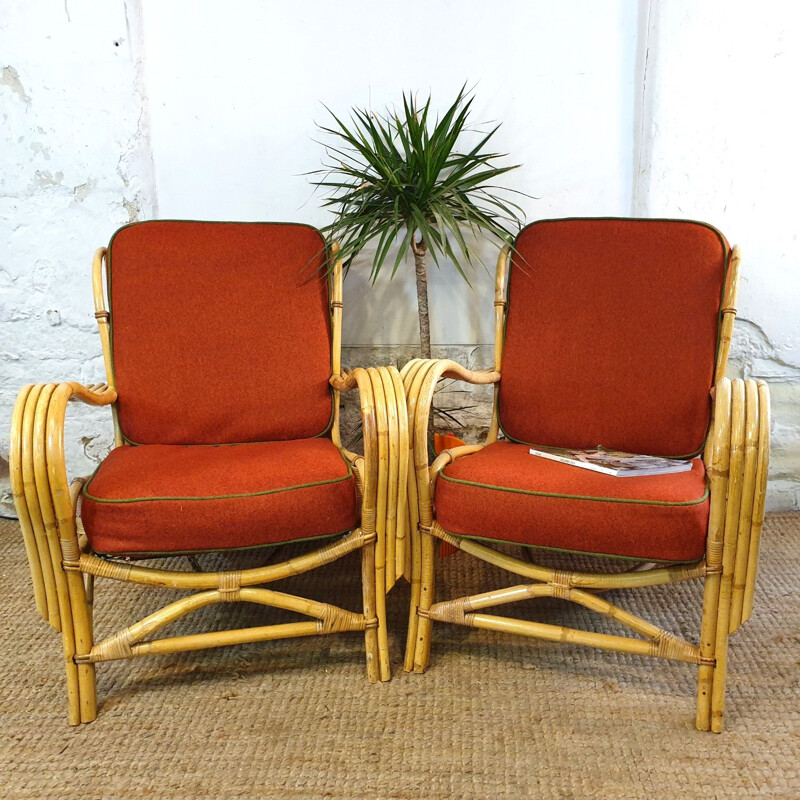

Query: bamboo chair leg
left=402, top=359, right=428, bottom=671
left=67, top=570, right=97, bottom=723
left=85, top=573, right=95, bottom=628
left=709, top=380, right=746, bottom=732
left=403, top=465, right=422, bottom=672
left=413, top=527, right=436, bottom=673
left=697, top=379, right=731, bottom=731
left=360, top=532, right=381, bottom=683
left=46, top=385, right=98, bottom=723
left=367, top=369, right=391, bottom=681
left=31, top=384, right=83, bottom=724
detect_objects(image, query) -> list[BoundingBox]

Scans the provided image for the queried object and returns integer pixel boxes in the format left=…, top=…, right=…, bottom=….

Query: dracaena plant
left=309, top=85, right=525, bottom=360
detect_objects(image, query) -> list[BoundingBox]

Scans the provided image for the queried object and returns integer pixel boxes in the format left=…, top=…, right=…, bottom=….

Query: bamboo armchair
left=9, top=221, right=408, bottom=724
left=403, top=218, right=769, bottom=732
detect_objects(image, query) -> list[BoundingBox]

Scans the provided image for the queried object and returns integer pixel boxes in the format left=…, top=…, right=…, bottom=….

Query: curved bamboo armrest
left=429, top=444, right=486, bottom=496
left=330, top=367, right=409, bottom=589
left=65, top=382, right=118, bottom=406
left=9, top=381, right=117, bottom=631
left=695, top=376, right=769, bottom=731
left=703, top=377, right=770, bottom=633
left=401, top=358, right=500, bottom=387
left=398, top=358, right=498, bottom=505
left=397, top=358, right=499, bottom=670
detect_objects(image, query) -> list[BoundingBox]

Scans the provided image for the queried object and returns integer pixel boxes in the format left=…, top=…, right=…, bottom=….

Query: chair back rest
left=107, top=221, right=332, bottom=444
left=498, top=218, right=729, bottom=456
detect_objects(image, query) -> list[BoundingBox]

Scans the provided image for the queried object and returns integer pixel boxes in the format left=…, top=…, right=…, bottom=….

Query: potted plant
left=310, top=85, right=525, bottom=361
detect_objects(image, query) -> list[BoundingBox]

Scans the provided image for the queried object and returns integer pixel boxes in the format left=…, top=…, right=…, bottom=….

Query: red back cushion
left=498, top=218, right=729, bottom=456
left=108, top=221, right=332, bottom=444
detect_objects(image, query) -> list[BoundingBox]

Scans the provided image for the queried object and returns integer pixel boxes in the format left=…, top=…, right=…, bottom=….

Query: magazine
left=528, top=446, right=693, bottom=477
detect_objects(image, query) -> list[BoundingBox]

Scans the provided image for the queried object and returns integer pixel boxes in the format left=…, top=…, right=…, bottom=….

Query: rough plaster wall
left=0, top=0, right=156, bottom=514
left=634, top=1, right=800, bottom=510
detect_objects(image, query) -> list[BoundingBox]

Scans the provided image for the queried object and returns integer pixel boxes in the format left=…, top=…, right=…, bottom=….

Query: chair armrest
left=402, top=358, right=500, bottom=389
left=399, top=358, right=499, bottom=506
left=704, top=378, right=770, bottom=632
left=9, top=381, right=117, bottom=626
left=63, top=382, right=118, bottom=407
left=429, top=444, right=487, bottom=496
left=330, top=367, right=409, bottom=589
left=11, top=380, right=116, bottom=519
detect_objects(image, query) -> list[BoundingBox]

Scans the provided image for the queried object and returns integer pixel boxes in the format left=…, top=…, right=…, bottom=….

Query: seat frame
left=10, top=237, right=408, bottom=725
left=403, top=236, right=770, bottom=732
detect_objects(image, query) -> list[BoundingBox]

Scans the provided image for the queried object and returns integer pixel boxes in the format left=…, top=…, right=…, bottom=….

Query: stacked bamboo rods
left=398, top=242, right=508, bottom=669
left=709, top=380, right=747, bottom=730
left=10, top=380, right=116, bottom=723
left=399, top=358, right=500, bottom=670
left=695, top=377, right=770, bottom=731
left=742, top=381, right=770, bottom=622
left=330, top=366, right=408, bottom=682
left=11, top=385, right=51, bottom=624
left=328, top=245, right=409, bottom=680
left=729, top=380, right=760, bottom=630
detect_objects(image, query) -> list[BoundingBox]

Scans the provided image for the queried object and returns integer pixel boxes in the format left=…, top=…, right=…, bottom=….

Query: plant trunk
left=412, top=237, right=431, bottom=360
left=412, top=236, right=435, bottom=455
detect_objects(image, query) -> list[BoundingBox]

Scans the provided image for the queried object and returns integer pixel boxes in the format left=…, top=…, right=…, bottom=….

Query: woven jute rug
left=1, top=514, right=798, bottom=799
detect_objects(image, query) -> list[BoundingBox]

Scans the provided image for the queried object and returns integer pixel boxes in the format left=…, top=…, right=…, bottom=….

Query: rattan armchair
left=9, top=220, right=408, bottom=724
left=402, top=218, right=769, bottom=732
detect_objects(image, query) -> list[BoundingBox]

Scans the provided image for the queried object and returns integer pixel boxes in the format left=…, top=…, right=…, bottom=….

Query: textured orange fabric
left=435, top=442, right=709, bottom=562
left=108, top=221, right=332, bottom=445
left=81, top=439, right=359, bottom=555
left=499, top=219, right=729, bottom=456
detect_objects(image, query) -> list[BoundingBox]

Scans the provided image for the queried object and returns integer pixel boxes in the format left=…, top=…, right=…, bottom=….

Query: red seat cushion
left=499, top=218, right=729, bottom=457
left=435, top=442, right=709, bottom=562
left=81, top=438, right=359, bottom=556
left=108, top=221, right=333, bottom=445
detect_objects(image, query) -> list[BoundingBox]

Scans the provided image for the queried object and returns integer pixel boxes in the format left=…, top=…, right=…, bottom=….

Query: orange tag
left=433, top=433, right=467, bottom=454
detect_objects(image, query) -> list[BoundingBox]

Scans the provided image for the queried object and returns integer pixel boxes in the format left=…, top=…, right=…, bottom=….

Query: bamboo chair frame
left=403, top=243, right=770, bottom=732
left=10, top=238, right=408, bottom=724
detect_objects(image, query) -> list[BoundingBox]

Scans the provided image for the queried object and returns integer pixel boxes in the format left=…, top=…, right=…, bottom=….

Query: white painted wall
left=635, top=0, right=800, bottom=508
left=0, top=0, right=156, bottom=512
left=140, top=0, right=638, bottom=346
left=2, top=0, right=798, bottom=511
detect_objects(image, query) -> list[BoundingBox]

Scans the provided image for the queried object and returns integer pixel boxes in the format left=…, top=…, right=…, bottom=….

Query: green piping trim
left=105, top=219, right=335, bottom=445
left=82, top=462, right=354, bottom=505
left=93, top=527, right=357, bottom=559
left=438, top=472, right=709, bottom=508
left=439, top=528, right=702, bottom=565
left=119, top=426, right=336, bottom=447
left=495, top=216, right=730, bottom=460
